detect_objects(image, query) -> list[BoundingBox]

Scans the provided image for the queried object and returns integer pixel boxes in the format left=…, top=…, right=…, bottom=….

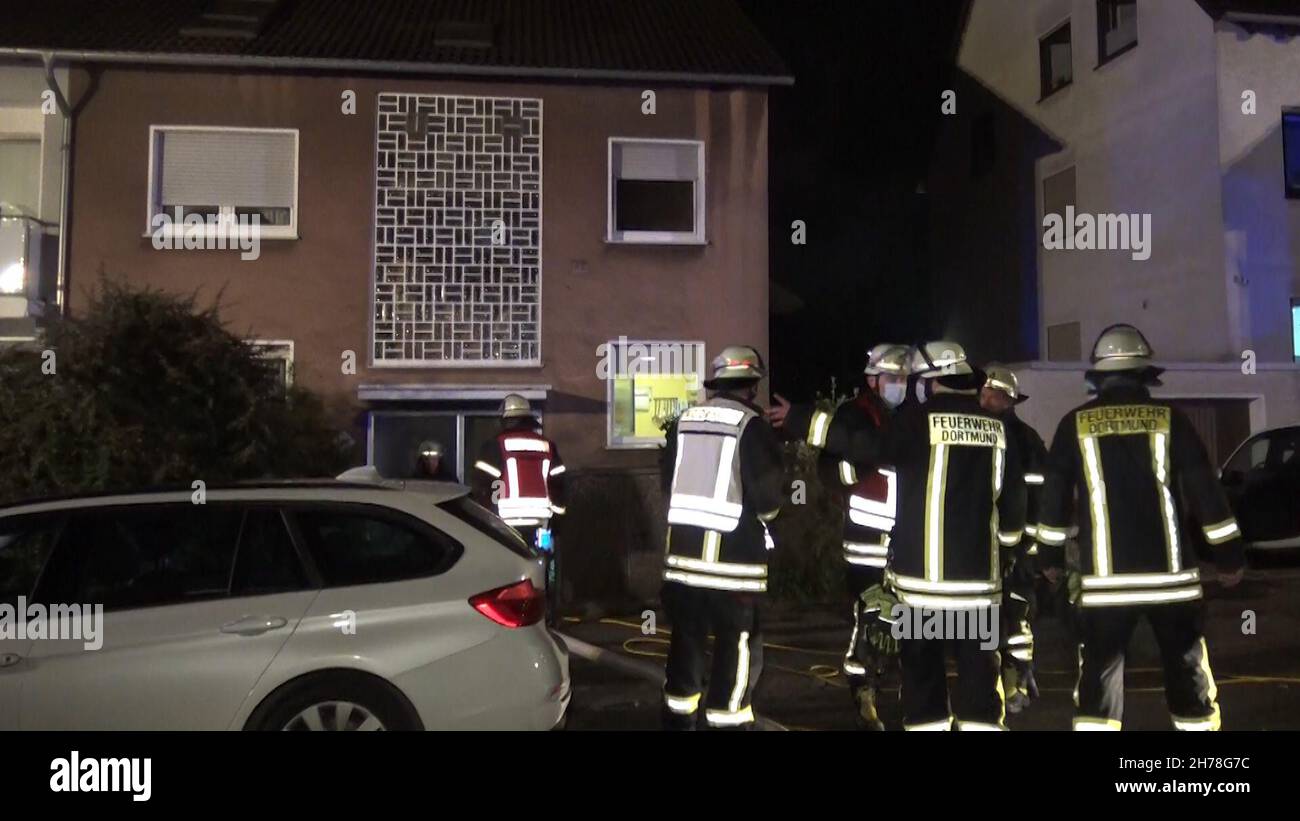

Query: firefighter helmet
left=1090, top=324, right=1154, bottom=371
left=984, top=364, right=1028, bottom=403
left=704, top=345, right=766, bottom=389
left=864, top=344, right=911, bottom=376
left=500, top=393, right=533, bottom=418
left=909, top=341, right=973, bottom=377
left=417, top=439, right=444, bottom=457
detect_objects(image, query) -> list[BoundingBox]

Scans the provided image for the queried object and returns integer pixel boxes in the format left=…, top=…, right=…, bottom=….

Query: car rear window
left=438, top=497, right=537, bottom=560
left=292, top=506, right=461, bottom=587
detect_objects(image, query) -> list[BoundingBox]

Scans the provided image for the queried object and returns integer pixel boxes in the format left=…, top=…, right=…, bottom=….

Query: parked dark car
left=1220, top=425, right=1300, bottom=549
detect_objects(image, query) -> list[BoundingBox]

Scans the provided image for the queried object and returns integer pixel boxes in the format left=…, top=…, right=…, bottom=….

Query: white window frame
left=248, top=338, right=295, bottom=390
left=605, top=339, right=706, bottom=449
left=146, top=125, right=300, bottom=241
left=606, top=137, right=706, bottom=245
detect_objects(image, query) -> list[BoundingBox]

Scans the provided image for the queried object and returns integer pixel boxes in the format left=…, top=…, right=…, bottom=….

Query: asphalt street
left=562, top=561, right=1300, bottom=731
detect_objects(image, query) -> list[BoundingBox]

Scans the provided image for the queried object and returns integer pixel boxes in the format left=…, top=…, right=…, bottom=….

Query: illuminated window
left=606, top=340, right=705, bottom=448
left=607, top=139, right=705, bottom=245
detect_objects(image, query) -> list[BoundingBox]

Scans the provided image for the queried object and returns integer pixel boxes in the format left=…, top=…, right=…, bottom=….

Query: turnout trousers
left=1001, top=548, right=1037, bottom=672
left=843, top=565, right=889, bottom=695
left=899, top=608, right=1005, bottom=731
left=660, top=581, right=764, bottom=730
left=1074, top=602, right=1221, bottom=731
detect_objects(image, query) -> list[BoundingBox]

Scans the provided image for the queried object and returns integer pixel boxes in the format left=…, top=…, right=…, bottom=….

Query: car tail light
left=470, top=579, right=545, bottom=628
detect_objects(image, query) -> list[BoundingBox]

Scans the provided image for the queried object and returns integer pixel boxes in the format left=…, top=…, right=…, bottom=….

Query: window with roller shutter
left=147, top=126, right=299, bottom=240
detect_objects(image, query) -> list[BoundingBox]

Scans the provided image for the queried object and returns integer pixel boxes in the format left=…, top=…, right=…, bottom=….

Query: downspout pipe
left=40, top=52, right=72, bottom=316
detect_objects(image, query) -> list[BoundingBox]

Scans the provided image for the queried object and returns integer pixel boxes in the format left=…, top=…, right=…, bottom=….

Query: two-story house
left=0, top=0, right=790, bottom=605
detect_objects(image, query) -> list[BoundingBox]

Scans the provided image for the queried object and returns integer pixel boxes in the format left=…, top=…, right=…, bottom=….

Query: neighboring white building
left=951, top=0, right=1300, bottom=462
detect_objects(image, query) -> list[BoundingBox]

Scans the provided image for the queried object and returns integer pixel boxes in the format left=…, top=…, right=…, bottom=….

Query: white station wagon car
left=0, top=480, right=569, bottom=730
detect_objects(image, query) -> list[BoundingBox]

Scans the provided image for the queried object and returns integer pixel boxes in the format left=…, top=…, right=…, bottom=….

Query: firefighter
left=473, top=394, right=567, bottom=622
left=412, top=440, right=459, bottom=482
left=660, top=345, right=785, bottom=730
left=772, top=341, right=1026, bottom=730
left=821, top=343, right=911, bottom=730
left=980, top=364, right=1048, bottom=713
left=1036, top=324, right=1244, bottom=731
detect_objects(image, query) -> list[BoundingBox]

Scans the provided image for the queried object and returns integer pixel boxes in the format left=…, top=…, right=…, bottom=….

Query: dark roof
left=1196, top=0, right=1300, bottom=27
left=0, top=0, right=791, bottom=86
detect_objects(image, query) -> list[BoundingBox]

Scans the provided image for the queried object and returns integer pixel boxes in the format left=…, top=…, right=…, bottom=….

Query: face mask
left=881, top=381, right=907, bottom=409
left=914, top=378, right=932, bottom=405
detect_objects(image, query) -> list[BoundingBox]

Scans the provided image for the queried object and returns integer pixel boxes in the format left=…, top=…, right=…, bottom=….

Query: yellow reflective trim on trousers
left=1203, top=518, right=1240, bottom=544
left=1073, top=716, right=1122, bottom=731
left=1172, top=703, right=1221, bottom=731
left=957, top=721, right=1006, bottom=731
left=729, top=631, right=751, bottom=712
left=904, top=717, right=953, bottom=731
left=1080, top=436, right=1112, bottom=576
left=1073, top=644, right=1083, bottom=708
left=1151, top=431, right=1181, bottom=572
left=705, top=705, right=755, bottom=726
left=664, top=691, right=701, bottom=714
left=1200, top=638, right=1218, bottom=703
left=844, top=602, right=863, bottom=673
left=996, top=651, right=1006, bottom=724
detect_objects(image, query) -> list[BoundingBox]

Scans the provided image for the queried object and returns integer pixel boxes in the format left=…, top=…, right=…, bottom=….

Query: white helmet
left=909, top=341, right=973, bottom=377
left=417, top=440, right=444, bottom=457
left=704, top=345, right=766, bottom=388
left=983, top=364, right=1027, bottom=403
left=500, top=393, right=532, bottom=418
left=1091, top=324, right=1154, bottom=371
left=864, top=344, right=911, bottom=376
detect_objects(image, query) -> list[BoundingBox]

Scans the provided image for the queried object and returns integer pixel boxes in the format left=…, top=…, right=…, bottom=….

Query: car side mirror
left=1221, top=469, right=1244, bottom=487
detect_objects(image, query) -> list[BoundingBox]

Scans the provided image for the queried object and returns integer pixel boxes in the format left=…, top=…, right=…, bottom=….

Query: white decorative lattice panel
left=373, top=93, right=542, bottom=365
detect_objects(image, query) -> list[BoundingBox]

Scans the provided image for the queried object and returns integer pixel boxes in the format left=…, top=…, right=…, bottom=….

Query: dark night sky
left=737, top=0, right=969, bottom=400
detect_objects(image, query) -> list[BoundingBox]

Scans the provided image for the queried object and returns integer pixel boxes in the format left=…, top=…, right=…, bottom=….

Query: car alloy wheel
left=282, top=700, right=387, bottom=731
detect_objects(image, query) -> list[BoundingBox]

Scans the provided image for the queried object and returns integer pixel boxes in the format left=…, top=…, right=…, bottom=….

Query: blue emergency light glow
left=1293, top=302, right=1300, bottom=360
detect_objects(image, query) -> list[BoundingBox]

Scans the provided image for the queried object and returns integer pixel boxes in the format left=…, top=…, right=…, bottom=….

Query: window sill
left=606, top=440, right=667, bottom=450
left=1096, top=40, right=1138, bottom=69
left=605, top=235, right=708, bottom=247
left=1038, top=82, right=1072, bottom=104
left=368, top=359, right=545, bottom=369
left=142, top=230, right=299, bottom=241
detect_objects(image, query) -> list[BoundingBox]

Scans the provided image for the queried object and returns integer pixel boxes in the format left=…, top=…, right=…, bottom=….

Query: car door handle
left=0, top=653, right=21, bottom=669
left=220, top=616, right=288, bottom=636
